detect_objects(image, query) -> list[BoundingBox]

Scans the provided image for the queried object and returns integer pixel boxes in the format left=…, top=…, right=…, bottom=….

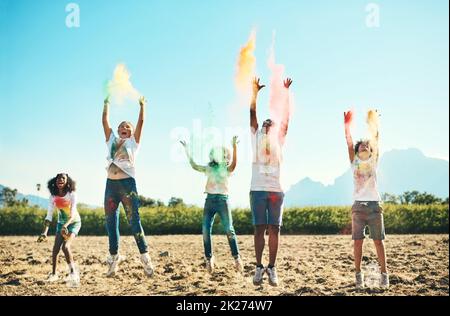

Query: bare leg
left=254, top=225, right=266, bottom=266
left=373, top=240, right=387, bottom=273
left=52, top=234, right=64, bottom=274
left=61, top=233, right=76, bottom=271
left=354, top=239, right=364, bottom=272
left=268, top=225, right=280, bottom=266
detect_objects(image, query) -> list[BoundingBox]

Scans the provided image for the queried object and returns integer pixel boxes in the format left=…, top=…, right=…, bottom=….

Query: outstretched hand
left=344, top=110, right=353, bottom=126
left=367, top=109, right=380, bottom=122
left=283, top=78, right=293, bottom=89
left=180, top=140, right=190, bottom=154
left=232, top=136, right=239, bottom=146
left=252, top=77, right=265, bottom=95
left=139, top=96, right=147, bottom=106
left=104, top=96, right=110, bottom=105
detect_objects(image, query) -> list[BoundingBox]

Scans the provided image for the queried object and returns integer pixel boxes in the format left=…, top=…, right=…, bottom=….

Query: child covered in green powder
left=180, top=136, right=243, bottom=274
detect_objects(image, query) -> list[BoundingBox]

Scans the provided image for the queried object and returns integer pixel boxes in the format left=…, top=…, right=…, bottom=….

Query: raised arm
left=102, top=97, right=112, bottom=142
left=134, top=96, right=146, bottom=144
left=367, top=109, right=380, bottom=163
left=180, top=141, right=206, bottom=173
left=227, top=136, right=239, bottom=172
left=279, top=78, right=293, bottom=141
left=250, top=78, right=265, bottom=133
left=344, top=111, right=355, bottom=163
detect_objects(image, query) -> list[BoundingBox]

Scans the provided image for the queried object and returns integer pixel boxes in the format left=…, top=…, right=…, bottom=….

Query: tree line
left=1, top=186, right=448, bottom=208
left=0, top=186, right=186, bottom=208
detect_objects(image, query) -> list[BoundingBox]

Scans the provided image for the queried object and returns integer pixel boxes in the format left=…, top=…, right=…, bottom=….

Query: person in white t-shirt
left=180, top=136, right=243, bottom=274
left=344, top=109, right=389, bottom=289
left=250, top=77, right=293, bottom=287
left=102, top=96, right=153, bottom=278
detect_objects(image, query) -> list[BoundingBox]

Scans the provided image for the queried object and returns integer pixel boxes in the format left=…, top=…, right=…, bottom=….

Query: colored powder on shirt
left=54, top=196, right=70, bottom=210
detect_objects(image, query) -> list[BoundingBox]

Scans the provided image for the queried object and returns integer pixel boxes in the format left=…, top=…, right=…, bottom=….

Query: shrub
left=0, top=204, right=448, bottom=235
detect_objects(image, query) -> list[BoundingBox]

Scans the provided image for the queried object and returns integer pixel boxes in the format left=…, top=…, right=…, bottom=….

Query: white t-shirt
left=46, top=192, right=81, bottom=224
left=106, top=133, right=139, bottom=178
left=204, top=165, right=230, bottom=195
left=250, top=129, right=283, bottom=192
left=351, top=155, right=380, bottom=201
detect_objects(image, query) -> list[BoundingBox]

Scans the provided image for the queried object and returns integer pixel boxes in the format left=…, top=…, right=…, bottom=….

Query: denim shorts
left=56, top=221, right=81, bottom=236
left=250, top=191, right=284, bottom=226
left=352, top=201, right=385, bottom=240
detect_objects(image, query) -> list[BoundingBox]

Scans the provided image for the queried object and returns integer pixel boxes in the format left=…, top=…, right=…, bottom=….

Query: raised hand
left=180, top=140, right=191, bottom=156
left=367, top=109, right=380, bottom=124
left=283, top=78, right=293, bottom=89
left=232, top=136, right=239, bottom=147
left=252, top=77, right=265, bottom=95
left=344, top=110, right=353, bottom=126
left=139, top=96, right=147, bottom=106
left=104, top=96, right=110, bottom=105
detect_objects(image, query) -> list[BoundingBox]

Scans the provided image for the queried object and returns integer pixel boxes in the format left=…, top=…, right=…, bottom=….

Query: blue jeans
left=104, top=178, right=148, bottom=255
left=202, top=194, right=240, bottom=259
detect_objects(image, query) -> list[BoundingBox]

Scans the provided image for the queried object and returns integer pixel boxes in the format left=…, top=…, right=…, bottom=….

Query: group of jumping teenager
left=37, top=77, right=389, bottom=290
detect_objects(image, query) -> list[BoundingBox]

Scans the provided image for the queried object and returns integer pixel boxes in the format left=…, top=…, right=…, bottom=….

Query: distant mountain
left=0, top=184, right=98, bottom=209
left=0, top=184, right=49, bottom=209
left=285, top=148, right=449, bottom=206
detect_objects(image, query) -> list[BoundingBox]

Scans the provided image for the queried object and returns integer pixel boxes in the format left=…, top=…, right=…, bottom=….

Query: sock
left=256, top=264, right=264, bottom=269
left=267, top=264, right=274, bottom=269
left=69, top=262, right=76, bottom=273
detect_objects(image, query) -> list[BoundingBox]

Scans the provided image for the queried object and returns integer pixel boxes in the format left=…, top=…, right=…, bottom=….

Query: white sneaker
left=66, top=270, right=80, bottom=288
left=355, top=272, right=365, bottom=289
left=234, top=256, right=243, bottom=273
left=46, top=273, right=59, bottom=282
left=140, top=253, right=154, bottom=277
left=266, top=266, right=279, bottom=286
left=106, top=254, right=125, bottom=277
left=380, top=272, right=389, bottom=289
left=206, top=256, right=215, bottom=274
left=253, top=266, right=265, bottom=285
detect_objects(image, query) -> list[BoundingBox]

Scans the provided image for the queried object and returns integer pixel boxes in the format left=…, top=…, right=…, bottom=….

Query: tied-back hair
left=47, top=173, right=76, bottom=196
left=208, top=147, right=231, bottom=168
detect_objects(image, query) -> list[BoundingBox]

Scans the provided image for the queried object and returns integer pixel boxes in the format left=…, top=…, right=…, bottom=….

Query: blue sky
left=0, top=0, right=448, bottom=207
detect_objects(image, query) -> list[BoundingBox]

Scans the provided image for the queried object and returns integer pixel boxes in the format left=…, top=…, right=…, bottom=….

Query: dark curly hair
left=354, top=140, right=372, bottom=154
left=47, top=173, right=76, bottom=196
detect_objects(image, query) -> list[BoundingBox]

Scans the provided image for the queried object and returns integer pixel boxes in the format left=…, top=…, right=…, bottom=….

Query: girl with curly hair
left=37, top=173, right=81, bottom=284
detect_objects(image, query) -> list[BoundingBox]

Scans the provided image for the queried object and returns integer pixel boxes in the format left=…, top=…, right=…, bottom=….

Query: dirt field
left=0, top=235, right=448, bottom=296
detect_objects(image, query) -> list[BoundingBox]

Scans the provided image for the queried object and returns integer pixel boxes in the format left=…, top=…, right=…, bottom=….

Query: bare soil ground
left=0, top=235, right=448, bottom=296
